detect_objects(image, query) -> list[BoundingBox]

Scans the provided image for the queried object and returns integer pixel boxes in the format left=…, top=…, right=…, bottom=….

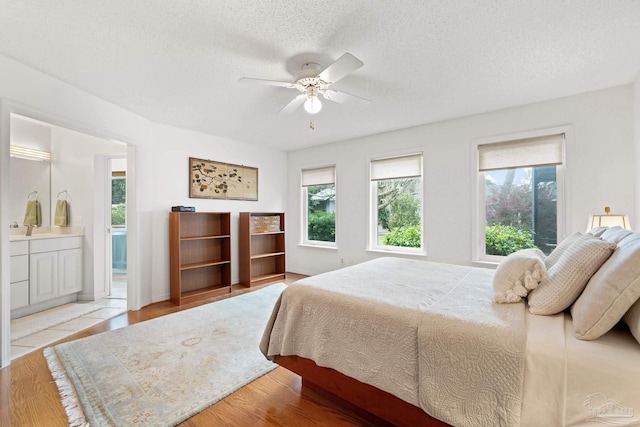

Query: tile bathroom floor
left=10, top=279, right=127, bottom=360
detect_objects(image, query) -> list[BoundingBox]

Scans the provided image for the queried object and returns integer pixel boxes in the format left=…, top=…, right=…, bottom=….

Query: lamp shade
left=587, top=213, right=631, bottom=231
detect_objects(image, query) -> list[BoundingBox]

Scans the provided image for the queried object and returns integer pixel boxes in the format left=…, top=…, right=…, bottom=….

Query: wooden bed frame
left=274, top=355, right=450, bottom=427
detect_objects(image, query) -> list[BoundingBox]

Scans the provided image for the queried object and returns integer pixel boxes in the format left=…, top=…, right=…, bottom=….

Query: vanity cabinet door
left=58, top=248, right=83, bottom=295
left=30, top=251, right=58, bottom=304
left=10, top=254, right=29, bottom=283
left=10, top=254, right=30, bottom=309
left=11, top=281, right=29, bottom=310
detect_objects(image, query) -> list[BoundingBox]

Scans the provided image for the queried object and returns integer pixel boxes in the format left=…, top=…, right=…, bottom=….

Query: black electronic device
left=171, top=206, right=196, bottom=212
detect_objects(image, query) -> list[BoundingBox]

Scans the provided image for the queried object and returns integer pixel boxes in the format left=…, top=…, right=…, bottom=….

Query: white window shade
left=478, top=134, right=564, bottom=172
left=371, top=154, right=422, bottom=181
left=302, top=166, right=335, bottom=187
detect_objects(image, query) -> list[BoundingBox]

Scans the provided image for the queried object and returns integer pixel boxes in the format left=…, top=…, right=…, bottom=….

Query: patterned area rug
left=45, top=283, right=285, bottom=427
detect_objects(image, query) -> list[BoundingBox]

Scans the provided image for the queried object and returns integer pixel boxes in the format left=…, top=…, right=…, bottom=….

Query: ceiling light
left=304, top=86, right=322, bottom=114
left=304, top=95, right=322, bottom=114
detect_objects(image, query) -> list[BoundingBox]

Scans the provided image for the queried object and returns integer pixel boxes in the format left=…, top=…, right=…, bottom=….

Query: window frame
left=368, top=152, right=425, bottom=255
left=471, top=126, right=570, bottom=264
left=300, top=165, right=337, bottom=248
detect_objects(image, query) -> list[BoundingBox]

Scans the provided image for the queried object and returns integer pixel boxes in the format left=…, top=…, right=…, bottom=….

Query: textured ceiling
left=1, top=1, right=640, bottom=151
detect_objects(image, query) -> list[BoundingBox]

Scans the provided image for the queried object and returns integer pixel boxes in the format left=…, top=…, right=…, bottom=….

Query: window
left=474, top=132, right=565, bottom=261
left=370, top=153, right=423, bottom=252
left=301, top=166, right=336, bottom=246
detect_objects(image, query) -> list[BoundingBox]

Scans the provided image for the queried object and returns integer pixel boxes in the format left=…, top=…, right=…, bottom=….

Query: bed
left=260, top=241, right=640, bottom=426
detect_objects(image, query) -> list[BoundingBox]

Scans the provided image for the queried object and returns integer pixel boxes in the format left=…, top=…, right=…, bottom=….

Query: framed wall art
left=189, top=157, right=258, bottom=200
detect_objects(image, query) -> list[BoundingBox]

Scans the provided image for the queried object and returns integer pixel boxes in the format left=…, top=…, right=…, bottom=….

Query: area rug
left=45, top=283, right=286, bottom=427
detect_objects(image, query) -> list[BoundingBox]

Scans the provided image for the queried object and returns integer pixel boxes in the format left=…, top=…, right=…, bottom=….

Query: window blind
left=371, top=153, right=422, bottom=181
left=301, top=166, right=335, bottom=187
left=478, top=134, right=564, bottom=172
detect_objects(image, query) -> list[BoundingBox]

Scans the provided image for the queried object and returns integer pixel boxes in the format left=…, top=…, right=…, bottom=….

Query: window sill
left=297, top=243, right=338, bottom=250
left=366, top=248, right=427, bottom=258
left=471, top=260, right=499, bottom=269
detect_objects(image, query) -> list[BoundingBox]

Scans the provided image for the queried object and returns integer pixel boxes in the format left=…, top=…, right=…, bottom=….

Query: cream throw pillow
left=493, top=248, right=547, bottom=303
left=572, top=233, right=640, bottom=340
left=528, top=234, right=615, bottom=315
left=623, top=298, right=640, bottom=345
left=544, top=232, right=582, bottom=269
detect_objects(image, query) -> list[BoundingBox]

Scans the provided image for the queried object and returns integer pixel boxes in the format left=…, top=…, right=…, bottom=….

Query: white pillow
left=493, top=248, right=547, bottom=303
left=623, top=297, right=640, bottom=345
left=544, top=232, right=582, bottom=269
left=572, top=232, right=640, bottom=340
left=587, top=226, right=607, bottom=237
left=600, top=226, right=633, bottom=244
left=528, top=234, right=616, bottom=315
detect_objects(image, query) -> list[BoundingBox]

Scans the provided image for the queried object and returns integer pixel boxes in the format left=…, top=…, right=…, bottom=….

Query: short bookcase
left=169, top=212, right=231, bottom=305
left=239, top=212, right=286, bottom=287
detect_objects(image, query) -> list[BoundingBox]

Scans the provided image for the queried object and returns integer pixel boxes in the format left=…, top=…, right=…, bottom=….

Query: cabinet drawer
left=30, top=236, right=83, bottom=253
left=10, top=241, right=29, bottom=256
left=10, top=254, right=29, bottom=283
left=11, top=280, right=29, bottom=310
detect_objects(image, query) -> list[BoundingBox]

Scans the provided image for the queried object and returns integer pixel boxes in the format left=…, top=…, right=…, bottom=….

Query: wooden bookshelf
left=169, top=212, right=231, bottom=305
left=239, top=212, right=286, bottom=287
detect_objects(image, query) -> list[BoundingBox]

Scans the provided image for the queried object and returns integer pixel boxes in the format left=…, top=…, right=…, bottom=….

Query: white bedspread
left=418, top=267, right=525, bottom=426
left=260, top=257, right=526, bottom=426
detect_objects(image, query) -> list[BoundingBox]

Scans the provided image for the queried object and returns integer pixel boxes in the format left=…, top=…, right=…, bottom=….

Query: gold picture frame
left=189, top=157, right=258, bottom=200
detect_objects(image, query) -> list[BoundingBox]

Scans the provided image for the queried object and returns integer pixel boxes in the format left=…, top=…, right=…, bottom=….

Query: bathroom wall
left=50, top=124, right=127, bottom=300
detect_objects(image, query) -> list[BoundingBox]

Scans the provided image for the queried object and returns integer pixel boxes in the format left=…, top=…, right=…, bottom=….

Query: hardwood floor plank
left=1, top=273, right=372, bottom=426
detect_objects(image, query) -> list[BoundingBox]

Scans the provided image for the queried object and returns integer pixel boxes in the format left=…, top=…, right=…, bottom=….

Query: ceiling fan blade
left=318, top=53, right=364, bottom=84
left=238, top=77, right=295, bottom=88
left=280, top=94, right=306, bottom=114
left=323, top=89, right=370, bottom=107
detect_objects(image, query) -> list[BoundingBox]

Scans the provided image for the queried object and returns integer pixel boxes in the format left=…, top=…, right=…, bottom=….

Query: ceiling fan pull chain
left=309, top=121, right=315, bottom=130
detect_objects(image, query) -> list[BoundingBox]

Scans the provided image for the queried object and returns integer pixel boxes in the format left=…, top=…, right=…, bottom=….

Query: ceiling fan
left=239, top=53, right=370, bottom=115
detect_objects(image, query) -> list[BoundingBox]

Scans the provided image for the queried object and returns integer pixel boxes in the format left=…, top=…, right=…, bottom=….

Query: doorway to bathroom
left=108, top=157, right=127, bottom=299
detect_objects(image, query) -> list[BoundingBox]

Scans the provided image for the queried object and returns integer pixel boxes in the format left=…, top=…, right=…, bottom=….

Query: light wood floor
left=0, top=274, right=374, bottom=427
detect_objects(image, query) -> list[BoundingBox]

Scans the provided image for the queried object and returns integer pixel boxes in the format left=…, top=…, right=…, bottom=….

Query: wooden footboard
left=274, top=355, right=450, bottom=427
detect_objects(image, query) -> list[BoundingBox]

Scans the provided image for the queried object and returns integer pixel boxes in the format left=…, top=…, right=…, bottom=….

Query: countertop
left=9, top=226, right=85, bottom=241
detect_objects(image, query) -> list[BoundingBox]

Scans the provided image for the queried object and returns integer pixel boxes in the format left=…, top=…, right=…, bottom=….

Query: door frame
left=0, top=99, right=140, bottom=367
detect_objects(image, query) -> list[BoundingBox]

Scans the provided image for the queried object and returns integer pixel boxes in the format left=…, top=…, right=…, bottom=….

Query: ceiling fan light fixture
left=304, top=94, right=322, bottom=114
left=239, top=53, right=368, bottom=114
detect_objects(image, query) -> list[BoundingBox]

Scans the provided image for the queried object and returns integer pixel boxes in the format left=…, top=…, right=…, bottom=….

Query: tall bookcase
left=169, top=212, right=231, bottom=305
left=239, top=212, right=286, bottom=287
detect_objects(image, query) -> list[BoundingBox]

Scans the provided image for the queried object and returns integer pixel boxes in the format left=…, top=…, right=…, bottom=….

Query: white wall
left=149, top=123, right=287, bottom=302
left=0, top=52, right=287, bottom=366
left=0, top=52, right=152, bottom=366
left=287, top=84, right=636, bottom=276
left=9, top=158, right=50, bottom=226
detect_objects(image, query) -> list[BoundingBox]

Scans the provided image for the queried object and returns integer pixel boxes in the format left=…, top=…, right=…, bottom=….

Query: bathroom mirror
left=9, top=115, right=52, bottom=227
